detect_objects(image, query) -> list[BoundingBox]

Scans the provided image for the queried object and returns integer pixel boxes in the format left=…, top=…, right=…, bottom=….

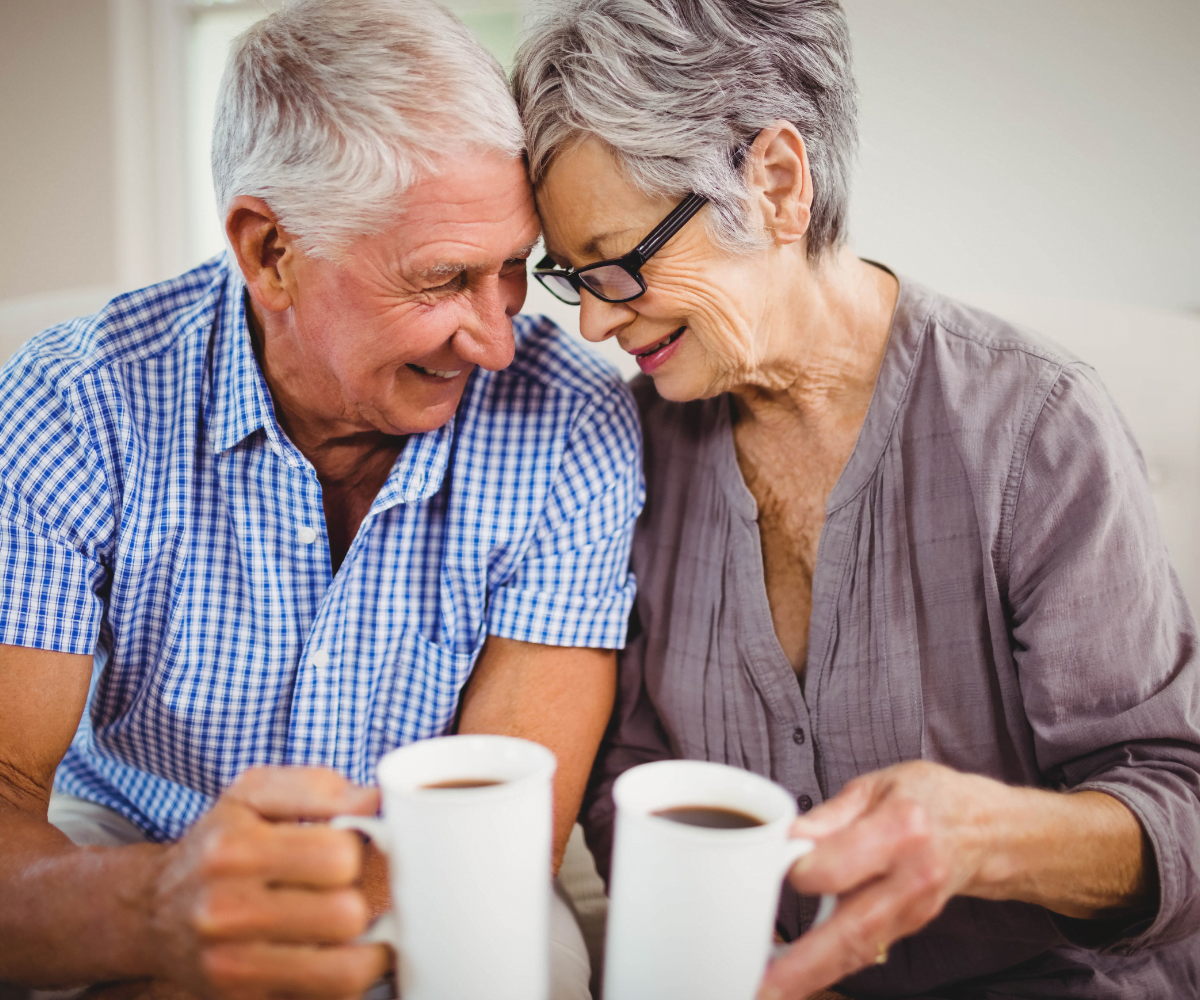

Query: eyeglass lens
left=577, top=265, right=644, bottom=302
left=538, top=272, right=581, bottom=304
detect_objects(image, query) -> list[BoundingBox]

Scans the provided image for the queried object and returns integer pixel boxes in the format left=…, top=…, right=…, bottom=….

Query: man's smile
left=407, top=363, right=464, bottom=379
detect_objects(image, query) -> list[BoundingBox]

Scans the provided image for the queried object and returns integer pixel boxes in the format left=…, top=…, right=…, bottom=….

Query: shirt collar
left=826, top=269, right=931, bottom=514
left=370, top=413, right=457, bottom=514
left=207, top=260, right=278, bottom=455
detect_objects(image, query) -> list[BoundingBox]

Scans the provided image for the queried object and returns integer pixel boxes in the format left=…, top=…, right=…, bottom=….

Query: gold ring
left=874, top=942, right=889, bottom=965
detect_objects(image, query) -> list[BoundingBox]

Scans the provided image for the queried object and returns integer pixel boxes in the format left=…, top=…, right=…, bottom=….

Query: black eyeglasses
left=533, top=191, right=709, bottom=306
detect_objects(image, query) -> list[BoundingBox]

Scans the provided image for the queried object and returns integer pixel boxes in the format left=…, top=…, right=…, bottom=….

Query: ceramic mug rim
left=376, top=733, right=557, bottom=801
left=613, top=759, right=798, bottom=841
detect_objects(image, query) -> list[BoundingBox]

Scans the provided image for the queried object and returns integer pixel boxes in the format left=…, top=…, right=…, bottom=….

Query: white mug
left=332, top=734, right=557, bottom=1000
left=604, top=760, right=836, bottom=1000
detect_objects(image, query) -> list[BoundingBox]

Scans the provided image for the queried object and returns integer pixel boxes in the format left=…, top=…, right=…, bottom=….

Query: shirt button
left=269, top=440, right=283, bottom=457
left=309, top=648, right=331, bottom=669
left=797, top=795, right=814, bottom=813
left=792, top=727, right=806, bottom=745
left=297, top=526, right=317, bottom=545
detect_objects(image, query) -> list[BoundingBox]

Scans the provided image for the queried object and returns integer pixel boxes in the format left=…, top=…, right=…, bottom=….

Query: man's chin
left=381, top=372, right=469, bottom=435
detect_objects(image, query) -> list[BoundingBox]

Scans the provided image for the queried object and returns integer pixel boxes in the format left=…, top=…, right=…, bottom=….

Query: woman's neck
left=731, top=249, right=898, bottom=434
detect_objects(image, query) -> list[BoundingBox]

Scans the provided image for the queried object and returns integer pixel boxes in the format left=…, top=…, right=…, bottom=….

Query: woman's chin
left=645, top=367, right=713, bottom=403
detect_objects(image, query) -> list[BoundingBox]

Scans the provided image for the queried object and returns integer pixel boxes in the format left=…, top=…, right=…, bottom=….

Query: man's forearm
left=0, top=806, right=165, bottom=986
left=456, top=636, right=617, bottom=872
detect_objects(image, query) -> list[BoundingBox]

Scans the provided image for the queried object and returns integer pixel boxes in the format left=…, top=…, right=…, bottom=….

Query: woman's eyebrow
left=581, top=227, right=636, bottom=258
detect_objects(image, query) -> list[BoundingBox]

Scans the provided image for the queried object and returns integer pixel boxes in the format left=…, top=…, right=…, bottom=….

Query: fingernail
left=757, top=986, right=783, bottom=1000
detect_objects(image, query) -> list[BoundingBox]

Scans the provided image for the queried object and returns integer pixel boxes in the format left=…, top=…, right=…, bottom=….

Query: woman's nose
left=578, top=293, right=636, bottom=344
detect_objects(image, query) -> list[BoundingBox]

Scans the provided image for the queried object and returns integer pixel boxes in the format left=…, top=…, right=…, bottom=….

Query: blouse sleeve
left=1006, top=361, right=1200, bottom=952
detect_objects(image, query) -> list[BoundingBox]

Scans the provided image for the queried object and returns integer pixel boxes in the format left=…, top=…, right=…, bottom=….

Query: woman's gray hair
left=212, top=0, right=523, bottom=259
left=513, top=0, right=857, bottom=259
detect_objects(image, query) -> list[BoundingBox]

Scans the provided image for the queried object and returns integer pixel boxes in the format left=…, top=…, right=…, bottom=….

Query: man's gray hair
left=212, top=0, right=523, bottom=259
left=513, top=0, right=857, bottom=259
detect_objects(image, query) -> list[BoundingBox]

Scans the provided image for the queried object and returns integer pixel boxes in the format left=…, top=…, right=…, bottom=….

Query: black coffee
left=652, top=805, right=764, bottom=829
left=422, top=778, right=504, bottom=789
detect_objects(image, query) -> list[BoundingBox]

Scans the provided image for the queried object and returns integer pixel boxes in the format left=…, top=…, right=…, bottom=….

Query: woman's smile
left=627, top=326, right=687, bottom=372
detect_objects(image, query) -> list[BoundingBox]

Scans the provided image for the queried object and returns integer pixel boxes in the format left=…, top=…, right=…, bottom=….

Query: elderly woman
left=513, top=1, right=1200, bottom=997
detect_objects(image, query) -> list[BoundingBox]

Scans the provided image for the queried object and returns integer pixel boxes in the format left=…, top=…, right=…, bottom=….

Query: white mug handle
left=331, top=814, right=390, bottom=852
left=330, top=815, right=398, bottom=946
left=780, top=837, right=837, bottom=928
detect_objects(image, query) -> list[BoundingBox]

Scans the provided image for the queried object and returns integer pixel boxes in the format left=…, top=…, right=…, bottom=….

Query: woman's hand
left=757, top=760, right=1152, bottom=1000
left=757, top=761, right=988, bottom=999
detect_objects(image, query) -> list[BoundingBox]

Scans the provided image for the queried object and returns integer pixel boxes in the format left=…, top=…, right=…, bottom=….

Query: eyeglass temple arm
left=626, top=192, right=710, bottom=268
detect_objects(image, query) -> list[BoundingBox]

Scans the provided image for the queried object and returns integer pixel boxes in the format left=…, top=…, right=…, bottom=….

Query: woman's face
left=537, top=138, right=781, bottom=402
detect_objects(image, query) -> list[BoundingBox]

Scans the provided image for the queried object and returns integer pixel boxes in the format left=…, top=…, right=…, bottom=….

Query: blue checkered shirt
left=0, top=257, right=642, bottom=841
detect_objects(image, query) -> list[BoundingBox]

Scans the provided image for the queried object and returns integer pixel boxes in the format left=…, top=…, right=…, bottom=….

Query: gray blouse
left=582, top=276, right=1200, bottom=997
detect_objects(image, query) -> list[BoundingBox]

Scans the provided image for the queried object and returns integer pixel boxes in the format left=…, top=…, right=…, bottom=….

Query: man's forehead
left=384, top=155, right=541, bottom=272
left=397, top=151, right=533, bottom=218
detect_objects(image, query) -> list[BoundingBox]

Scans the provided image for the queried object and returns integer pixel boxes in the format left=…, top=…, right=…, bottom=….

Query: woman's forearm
left=777, top=762, right=1156, bottom=1000
left=967, top=785, right=1154, bottom=918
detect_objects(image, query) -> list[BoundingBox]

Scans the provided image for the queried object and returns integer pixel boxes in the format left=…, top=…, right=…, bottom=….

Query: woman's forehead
left=537, top=138, right=673, bottom=261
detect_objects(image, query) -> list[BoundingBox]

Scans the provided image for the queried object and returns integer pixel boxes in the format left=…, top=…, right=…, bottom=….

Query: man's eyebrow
left=414, top=240, right=542, bottom=279
left=416, top=261, right=467, bottom=279
left=507, top=238, right=541, bottom=260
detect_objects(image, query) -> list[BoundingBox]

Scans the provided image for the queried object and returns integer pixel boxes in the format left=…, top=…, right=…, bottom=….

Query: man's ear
left=747, top=121, right=813, bottom=248
left=224, top=196, right=294, bottom=313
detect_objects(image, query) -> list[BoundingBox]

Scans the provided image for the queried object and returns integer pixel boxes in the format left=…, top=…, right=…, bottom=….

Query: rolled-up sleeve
left=1007, top=362, right=1200, bottom=950
left=0, top=349, right=114, bottom=656
left=487, top=378, right=644, bottom=650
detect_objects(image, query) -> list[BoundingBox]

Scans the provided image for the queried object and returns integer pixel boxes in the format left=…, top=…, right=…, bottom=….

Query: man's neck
left=246, top=296, right=406, bottom=573
left=246, top=295, right=406, bottom=482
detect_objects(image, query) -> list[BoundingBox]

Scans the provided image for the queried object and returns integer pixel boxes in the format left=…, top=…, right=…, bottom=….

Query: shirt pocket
left=368, top=627, right=484, bottom=762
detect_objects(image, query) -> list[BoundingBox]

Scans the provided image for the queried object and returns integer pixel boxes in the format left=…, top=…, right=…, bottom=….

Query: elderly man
left=0, top=2, right=638, bottom=998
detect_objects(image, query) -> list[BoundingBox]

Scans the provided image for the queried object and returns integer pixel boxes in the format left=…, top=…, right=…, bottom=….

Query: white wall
left=844, top=0, right=1200, bottom=312
left=0, top=0, right=116, bottom=300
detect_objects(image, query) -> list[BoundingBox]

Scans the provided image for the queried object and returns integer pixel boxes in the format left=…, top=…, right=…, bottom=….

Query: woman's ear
left=747, top=121, right=813, bottom=248
left=224, top=196, right=296, bottom=313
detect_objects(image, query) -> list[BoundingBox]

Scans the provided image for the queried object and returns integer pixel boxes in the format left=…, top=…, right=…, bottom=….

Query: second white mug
left=604, top=759, right=835, bottom=1000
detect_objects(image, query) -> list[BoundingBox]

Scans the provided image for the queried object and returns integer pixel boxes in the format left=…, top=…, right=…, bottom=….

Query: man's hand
left=147, top=766, right=389, bottom=999
left=758, top=761, right=1151, bottom=1000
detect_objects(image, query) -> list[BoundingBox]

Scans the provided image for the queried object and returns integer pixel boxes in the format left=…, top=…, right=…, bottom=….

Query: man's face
left=276, top=149, right=540, bottom=438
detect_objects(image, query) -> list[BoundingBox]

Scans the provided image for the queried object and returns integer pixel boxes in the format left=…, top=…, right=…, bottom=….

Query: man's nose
left=578, top=293, right=635, bottom=344
left=454, top=276, right=517, bottom=371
